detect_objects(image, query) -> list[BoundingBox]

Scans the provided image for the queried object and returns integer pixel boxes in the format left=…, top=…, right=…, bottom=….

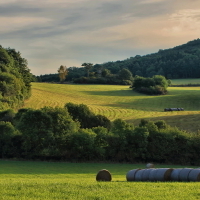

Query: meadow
left=25, top=79, right=200, bottom=132
left=0, top=160, right=200, bottom=200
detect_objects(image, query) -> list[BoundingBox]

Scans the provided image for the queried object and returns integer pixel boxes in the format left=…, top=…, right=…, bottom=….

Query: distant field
left=25, top=83, right=200, bottom=133
left=171, top=78, right=200, bottom=85
left=0, top=160, right=199, bottom=200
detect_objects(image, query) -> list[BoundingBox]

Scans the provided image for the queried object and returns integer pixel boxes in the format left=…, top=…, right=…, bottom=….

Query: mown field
left=171, top=79, right=200, bottom=85
left=25, top=80, right=200, bottom=133
left=0, top=160, right=199, bottom=200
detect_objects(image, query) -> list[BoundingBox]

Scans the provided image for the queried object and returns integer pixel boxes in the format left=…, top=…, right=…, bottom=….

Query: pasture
left=25, top=82, right=200, bottom=132
left=0, top=160, right=199, bottom=200
left=24, top=82, right=200, bottom=133
left=171, top=78, right=200, bottom=85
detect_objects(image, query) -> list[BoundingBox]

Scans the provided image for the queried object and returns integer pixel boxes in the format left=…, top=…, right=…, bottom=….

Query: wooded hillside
left=38, top=38, right=200, bottom=82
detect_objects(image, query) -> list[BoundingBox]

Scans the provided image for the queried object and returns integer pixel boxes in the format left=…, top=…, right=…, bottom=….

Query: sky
left=0, top=0, right=200, bottom=75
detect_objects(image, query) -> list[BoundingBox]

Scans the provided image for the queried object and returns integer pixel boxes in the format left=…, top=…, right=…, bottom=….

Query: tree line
left=36, top=38, right=200, bottom=83
left=0, top=46, right=33, bottom=111
left=0, top=103, right=200, bottom=165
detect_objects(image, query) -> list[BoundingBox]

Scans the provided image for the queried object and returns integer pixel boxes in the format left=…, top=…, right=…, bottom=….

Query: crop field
left=24, top=81, right=200, bottom=133
left=0, top=160, right=199, bottom=200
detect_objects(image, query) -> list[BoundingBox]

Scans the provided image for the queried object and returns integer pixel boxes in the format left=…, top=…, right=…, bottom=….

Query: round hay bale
left=179, top=168, right=193, bottom=182
left=170, top=168, right=182, bottom=181
left=149, top=169, right=159, bottom=182
left=142, top=169, right=154, bottom=181
left=188, top=169, right=200, bottom=182
left=135, top=169, right=146, bottom=181
left=146, top=163, right=155, bottom=168
left=96, top=169, right=112, bottom=181
left=126, top=169, right=141, bottom=181
left=154, top=168, right=173, bottom=182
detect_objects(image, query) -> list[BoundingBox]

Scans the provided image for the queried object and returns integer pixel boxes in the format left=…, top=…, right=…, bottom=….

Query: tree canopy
left=0, top=46, right=32, bottom=111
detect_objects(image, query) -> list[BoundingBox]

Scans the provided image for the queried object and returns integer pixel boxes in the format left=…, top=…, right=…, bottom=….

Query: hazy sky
left=1, top=0, right=200, bottom=75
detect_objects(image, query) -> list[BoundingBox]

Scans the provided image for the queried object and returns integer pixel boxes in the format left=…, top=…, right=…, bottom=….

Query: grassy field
left=171, top=78, right=200, bottom=85
left=0, top=160, right=199, bottom=200
left=24, top=82, right=200, bottom=133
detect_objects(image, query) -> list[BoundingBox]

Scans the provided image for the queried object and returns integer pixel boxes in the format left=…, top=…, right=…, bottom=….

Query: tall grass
left=25, top=83, right=200, bottom=132
left=0, top=160, right=199, bottom=200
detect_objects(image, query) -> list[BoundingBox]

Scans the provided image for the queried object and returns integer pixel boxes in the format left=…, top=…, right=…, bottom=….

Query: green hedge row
left=0, top=104, right=200, bottom=165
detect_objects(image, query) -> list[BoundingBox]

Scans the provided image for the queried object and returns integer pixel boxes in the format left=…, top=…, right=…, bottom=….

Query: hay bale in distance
left=96, top=169, right=112, bottom=181
left=170, top=169, right=182, bottom=181
left=154, top=168, right=173, bottom=182
left=126, top=169, right=141, bottom=181
left=188, top=169, right=200, bottom=182
left=146, top=163, right=155, bottom=168
left=179, top=168, right=193, bottom=182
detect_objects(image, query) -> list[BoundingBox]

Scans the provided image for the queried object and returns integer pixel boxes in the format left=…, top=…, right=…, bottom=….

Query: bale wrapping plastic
left=170, top=169, right=182, bottom=181
left=146, top=163, right=155, bottom=168
left=179, top=168, right=193, bottom=182
left=154, top=168, right=173, bottom=182
left=96, top=169, right=112, bottom=181
left=126, top=169, right=141, bottom=181
left=149, top=169, right=158, bottom=182
left=142, top=169, right=154, bottom=181
left=135, top=169, right=146, bottom=181
left=188, top=169, right=200, bottom=182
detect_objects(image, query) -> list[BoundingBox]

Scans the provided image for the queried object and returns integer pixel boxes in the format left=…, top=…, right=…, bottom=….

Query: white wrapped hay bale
left=179, top=168, right=193, bottom=182
left=170, top=168, right=182, bottom=181
left=154, top=168, right=173, bottom=182
left=149, top=169, right=159, bottom=182
left=146, top=163, right=155, bottom=168
left=188, top=169, right=200, bottom=182
left=135, top=169, right=146, bottom=181
left=141, top=169, right=154, bottom=181
left=126, top=169, right=141, bottom=181
left=96, top=169, right=112, bottom=181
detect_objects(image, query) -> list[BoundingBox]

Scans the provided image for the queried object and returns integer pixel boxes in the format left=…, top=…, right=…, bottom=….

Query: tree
left=58, top=65, right=68, bottom=83
left=0, top=121, right=19, bottom=158
left=17, top=109, right=53, bottom=157
left=81, top=63, right=93, bottom=77
left=118, top=68, right=133, bottom=81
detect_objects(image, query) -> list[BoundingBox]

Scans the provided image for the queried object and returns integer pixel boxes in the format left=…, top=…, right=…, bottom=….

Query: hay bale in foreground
left=135, top=169, right=146, bottom=181
left=142, top=169, right=154, bottom=181
left=170, top=168, right=182, bottom=181
left=126, top=169, right=141, bottom=181
left=149, top=169, right=159, bottom=182
left=96, top=169, right=112, bottom=181
left=188, top=169, right=200, bottom=182
left=146, top=163, right=155, bottom=168
left=154, top=168, right=173, bottom=182
left=179, top=168, right=193, bottom=182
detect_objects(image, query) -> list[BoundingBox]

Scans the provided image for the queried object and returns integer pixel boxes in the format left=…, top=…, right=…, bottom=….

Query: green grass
left=0, top=160, right=199, bottom=200
left=25, top=83, right=200, bottom=133
left=171, top=78, right=200, bottom=85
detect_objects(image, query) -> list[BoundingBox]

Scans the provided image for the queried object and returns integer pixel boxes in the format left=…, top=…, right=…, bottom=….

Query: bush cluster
left=132, top=75, right=170, bottom=95
left=0, top=104, right=200, bottom=165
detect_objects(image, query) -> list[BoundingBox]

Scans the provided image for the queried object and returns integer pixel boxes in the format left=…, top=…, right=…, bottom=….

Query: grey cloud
left=0, top=3, right=42, bottom=17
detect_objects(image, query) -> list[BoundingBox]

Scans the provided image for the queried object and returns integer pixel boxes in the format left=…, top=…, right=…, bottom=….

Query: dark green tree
left=81, top=63, right=93, bottom=77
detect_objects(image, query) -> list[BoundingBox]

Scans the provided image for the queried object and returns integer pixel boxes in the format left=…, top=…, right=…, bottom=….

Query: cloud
left=0, top=0, right=199, bottom=75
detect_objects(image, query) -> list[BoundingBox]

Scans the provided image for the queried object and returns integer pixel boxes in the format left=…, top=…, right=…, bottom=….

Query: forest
left=37, top=38, right=200, bottom=83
